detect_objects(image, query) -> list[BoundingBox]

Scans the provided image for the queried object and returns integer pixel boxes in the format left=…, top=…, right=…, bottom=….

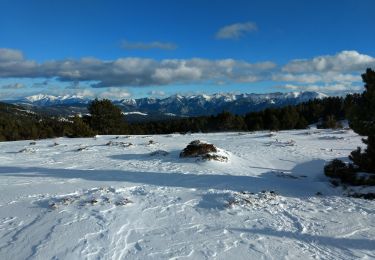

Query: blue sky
left=0, top=0, right=374, bottom=99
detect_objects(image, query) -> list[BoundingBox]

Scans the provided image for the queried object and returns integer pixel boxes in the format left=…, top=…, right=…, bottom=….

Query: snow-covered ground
left=0, top=129, right=374, bottom=259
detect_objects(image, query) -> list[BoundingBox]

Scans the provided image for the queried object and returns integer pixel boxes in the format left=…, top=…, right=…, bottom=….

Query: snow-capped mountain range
left=22, top=94, right=91, bottom=106
left=6, top=91, right=328, bottom=118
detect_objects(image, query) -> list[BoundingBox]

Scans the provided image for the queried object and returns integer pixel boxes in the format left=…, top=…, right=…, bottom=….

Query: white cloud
left=152, top=62, right=203, bottom=84
left=1, top=83, right=25, bottom=89
left=276, top=83, right=363, bottom=94
left=272, top=72, right=360, bottom=84
left=282, top=50, right=375, bottom=73
left=0, top=48, right=374, bottom=97
left=147, top=90, right=166, bottom=97
left=98, top=87, right=132, bottom=100
left=0, top=48, right=276, bottom=87
left=31, top=80, right=49, bottom=88
left=74, top=89, right=95, bottom=98
left=216, top=22, right=257, bottom=39
left=273, top=51, right=375, bottom=89
left=121, top=40, right=177, bottom=50
left=0, top=48, right=24, bottom=61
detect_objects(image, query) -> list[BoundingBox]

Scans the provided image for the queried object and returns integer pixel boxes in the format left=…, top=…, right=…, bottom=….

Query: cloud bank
left=282, top=51, right=375, bottom=73
left=0, top=48, right=374, bottom=95
left=0, top=48, right=276, bottom=87
left=1, top=83, right=25, bottom=89
left=272, top=50, right=375, bottom=94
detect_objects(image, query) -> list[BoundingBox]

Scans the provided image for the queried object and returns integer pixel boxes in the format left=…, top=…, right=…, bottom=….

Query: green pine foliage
left=128, top=96, right=347, bottom=134
left=67, top=116, right=96, bottom=137
left=324, top=68, right=375, bottom=187
left=348, top=68, right=375, bottom=173
left=88, top=99, right=127, bottom=134
left=317, top=115, right=342, bottom=129
left=0, top=102, right=96, bottom=141
left=349, top=68, right=375, bottom=136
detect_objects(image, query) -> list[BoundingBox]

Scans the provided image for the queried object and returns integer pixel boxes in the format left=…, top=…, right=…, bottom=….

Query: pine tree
left=69, top=116, right=95, bottom=137
left=280, top=107, right=299, bottom=129
left=295, top=115, right=308, bottom=129
left=348, top=68, right=375, bottom=173
left=88, top=99, right=126, bottom=134
left=319, top=115, right=342, bottom=129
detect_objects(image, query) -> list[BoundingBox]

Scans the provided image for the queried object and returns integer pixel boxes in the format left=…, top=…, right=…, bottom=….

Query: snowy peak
left=9, top=91, right=328, bottom=117
left=22, top=94, right=90, bottom=106
left=25, top=94, right=57, bottom=102
left=117, top=91, right=327, bottom=116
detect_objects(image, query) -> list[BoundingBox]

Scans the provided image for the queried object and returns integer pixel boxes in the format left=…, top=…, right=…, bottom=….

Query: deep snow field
left=0, top=129, right=374, bottom=259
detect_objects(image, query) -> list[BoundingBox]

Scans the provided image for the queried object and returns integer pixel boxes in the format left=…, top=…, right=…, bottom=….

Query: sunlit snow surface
left=0, top=129, right=374, bottom=259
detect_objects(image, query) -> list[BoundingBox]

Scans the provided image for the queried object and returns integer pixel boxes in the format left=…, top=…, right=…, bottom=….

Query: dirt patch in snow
left=46, top=186, right=134, bottom=210
left=227, top=191, right=279, bottom=208
left=106, top=141, right=133, bottom=147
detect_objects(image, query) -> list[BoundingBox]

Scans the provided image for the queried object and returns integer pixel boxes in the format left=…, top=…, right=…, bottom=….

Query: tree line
left=0, top=93, right=358, bottom=141
left=127, top=95, right=357, bottom=134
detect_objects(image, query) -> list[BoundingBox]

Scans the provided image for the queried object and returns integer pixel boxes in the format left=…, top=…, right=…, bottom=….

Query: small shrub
left=317, top=115, right=343, bottom=129
left=180, top=140, right=217, bottom=158
left=201, top=154, right=228, bottom=162
left=77, top=146, right=88, bottom=152
left=348, top=193, right=375, bottom=200
left=149, top=150, right=169, bottom=156
left=324, top=159, right=348, bottom=179
left=106, top=141, right=133, bottom=147
left=180, top=140, right=228, bottom=162
left=330, top=179, right=340, bottom=187
left=349, top=141, right=375, bottom=173
left=324, top=159, right=375, bottom=186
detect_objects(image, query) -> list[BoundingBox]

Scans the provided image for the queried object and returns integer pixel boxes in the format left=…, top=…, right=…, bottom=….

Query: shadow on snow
left=0, top=159, right=333, bottom=198
left=230, top=227, right=375, bottom=251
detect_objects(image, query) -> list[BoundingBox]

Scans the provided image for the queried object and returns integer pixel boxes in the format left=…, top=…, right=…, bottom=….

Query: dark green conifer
left=88, top=99, right=126, bottom=134
left=348, top=68, right=375, bottom=173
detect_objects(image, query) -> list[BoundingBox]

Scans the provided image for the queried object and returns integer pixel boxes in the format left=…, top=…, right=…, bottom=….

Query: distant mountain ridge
left=116, top=92, right=328, bottom=116
left=22, top=94, right=90, bottom=106
left=4, top=91, right=328, bottom=119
